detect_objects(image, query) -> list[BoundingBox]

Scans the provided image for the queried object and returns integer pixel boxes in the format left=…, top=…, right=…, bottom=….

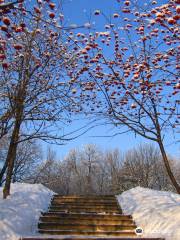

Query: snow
left=0, top=184, right=180, bottom=240
left=117, top=187, right=180, bottom=240
left=0, top=183, right=54, bottom=240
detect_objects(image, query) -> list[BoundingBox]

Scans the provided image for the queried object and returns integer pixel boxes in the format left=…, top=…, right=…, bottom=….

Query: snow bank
left=117, top=187, right=180, bottom=240
left=0, top=183, right=54, bottom=240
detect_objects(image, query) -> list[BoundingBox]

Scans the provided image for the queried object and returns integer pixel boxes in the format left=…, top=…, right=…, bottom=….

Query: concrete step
left=21, top=194, right=165, bottom=240
left=53, top=195, right=115, bottom=198
left=51, top=201, right=118, bottom=206
left=38, top=222, right=136, bottom=231
left=48, top=208, right=121, bottom=214
left=39, top=216, right=134, bottom=225
left=22, top=238, right=165, bottom=240
left=50, top=202, right=117, bottom=206
left=52, top=197, right=116, bottom=202
left=41, top=212, right=132, bottom=220
left=51, top=203, right=119, bottom=207
left=51, top=195, right=116, bottom=202
left=49, top=205, right=120, bottom=211
left=38, top=229, right=137, bottom=236
left=51, top=201, right=118, bottom=205
left=33, top=195, right=137, bottom=238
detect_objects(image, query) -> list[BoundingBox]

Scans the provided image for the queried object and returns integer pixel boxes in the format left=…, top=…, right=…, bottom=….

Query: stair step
left=39, top=216, right=134, bottom=225
left=22, top=238, right=165, bottom=240
left=52, top=197, right=116, bottom=201
left=51, top=201, right=117, bottom=205
left=21, top=194, right=165, bottom=240
left=50, top=205, right=120, bottom=211
left=41, top=212, right=132, bottom=220
left=51, top=201, right=118, bottom=206
left=38, top=222, right=136, bottom=231
left=38, top=229, right=137, bottom=236
left=49, top=206, right=120, bottom=210
left=53, top=195, right=115, bottom=198
left=51, top=202, right=118, bottom=208
left=48, top=209, right=120, bottom=214
left=52, top=197, right=117, bottom=200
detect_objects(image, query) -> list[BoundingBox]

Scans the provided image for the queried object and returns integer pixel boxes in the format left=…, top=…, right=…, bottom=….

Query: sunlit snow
left=117, top=187, right=180, bottom=240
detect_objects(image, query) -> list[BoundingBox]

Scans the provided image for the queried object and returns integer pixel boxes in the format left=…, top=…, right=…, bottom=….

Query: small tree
left=12, top=140, right=41, bottom=183
left=123, top=144, right=171, bottom=190
left=0, top=137, right=41, bottom=185
left=72, top=0, right=180, bottom=193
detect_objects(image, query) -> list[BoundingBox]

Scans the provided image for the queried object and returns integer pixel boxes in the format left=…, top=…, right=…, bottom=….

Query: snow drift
left=0, top=183, right=54, bottom=240
left=117, top=186, right=180, bottom=240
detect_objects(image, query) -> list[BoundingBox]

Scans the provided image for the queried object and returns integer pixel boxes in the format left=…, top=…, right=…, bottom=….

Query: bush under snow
left=117, top=186, right=180, bottom=240
left=0, top=183, right=54, bottom=240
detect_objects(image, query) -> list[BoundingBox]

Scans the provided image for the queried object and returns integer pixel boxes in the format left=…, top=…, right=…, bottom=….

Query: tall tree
left=72, top=0, right=180, bottom=192
left=0, top=0, right=88, bottom=198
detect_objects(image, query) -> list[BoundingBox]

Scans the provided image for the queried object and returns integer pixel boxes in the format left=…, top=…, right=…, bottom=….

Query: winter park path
left=21, top=195, right=164, bottom=240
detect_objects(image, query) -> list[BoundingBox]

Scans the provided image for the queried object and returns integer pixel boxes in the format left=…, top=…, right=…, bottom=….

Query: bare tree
left=72, top=0, right=180, bottom=193
left=80, top=144, right=102, bottom=194
left=29, top=143, right=179, bottom=195
left=0, top=0, right=91, bottom=198
left=122, top=144, right=178, bottom=190
left=0, top=136, right=41, bottom=185
left=12, top=141, right=41, bottom=183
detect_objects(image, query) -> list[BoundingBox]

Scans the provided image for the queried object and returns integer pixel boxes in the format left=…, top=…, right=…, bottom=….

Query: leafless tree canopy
left=0, top=136, right=41, bottom=185
left=25, top=143, right=179, bottom=195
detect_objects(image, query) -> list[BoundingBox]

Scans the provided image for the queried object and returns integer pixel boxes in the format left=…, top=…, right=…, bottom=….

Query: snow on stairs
left=21, top=195, right=164, bottom=240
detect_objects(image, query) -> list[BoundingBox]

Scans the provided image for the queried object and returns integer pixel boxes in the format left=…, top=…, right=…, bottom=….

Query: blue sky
left=44, top=117, right=179, bottom=159
left=45, top=0, right=180, bottom=159
left=62, top=0, right=167, bottom=26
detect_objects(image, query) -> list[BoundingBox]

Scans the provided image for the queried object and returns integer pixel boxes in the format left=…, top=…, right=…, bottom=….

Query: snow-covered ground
left=117, top=186, right=180, bottom=240
left=0, top=184, right=180, bottom=240
left=0, top=183, right=54, bottom=240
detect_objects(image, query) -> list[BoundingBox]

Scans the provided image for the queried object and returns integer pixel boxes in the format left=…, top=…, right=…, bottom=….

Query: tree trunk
left=3, top=118, right=21, bottom=199
left=0, top=158, right=8, bottom=186
left=158, top=140, right=180, bottom=194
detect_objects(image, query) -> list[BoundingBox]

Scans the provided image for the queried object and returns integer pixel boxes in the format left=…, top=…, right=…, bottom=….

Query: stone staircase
left=21, top=195, right=164, bottom=240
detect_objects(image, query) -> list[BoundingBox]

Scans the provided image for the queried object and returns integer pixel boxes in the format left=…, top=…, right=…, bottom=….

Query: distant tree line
left=1, top=138, right=179, bottom=194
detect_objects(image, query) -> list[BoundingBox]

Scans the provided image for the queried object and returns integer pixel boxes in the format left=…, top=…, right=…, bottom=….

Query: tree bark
left=158, top=139, right=180, bottom=194
left=0, top=159, right=8, bottom=186
left=2, top=57, right=27, bottom=198
left=3, top=117, right=21, bottom=198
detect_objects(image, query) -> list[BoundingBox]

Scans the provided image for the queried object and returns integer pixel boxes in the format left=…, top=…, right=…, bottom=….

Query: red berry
left=1, top=25, right=8, bottom=32
left=15, top=27, right=23, bottom=33
left=131, top=103, right=137, bottom=109
left=2, top=17, right=11, bottom=26
left=49, top=2, right=55, bottom=9
left=167, top=18, right=176, bottom=25
left=173, top=15, right=180, bottom=21
left=113, top=13, right=119, bottom=18
left=2, top=62, right=9, bottom=69
left=49, top=12, right=55, bottom=18
left=0, top=54, right=6, bottom=60
left=175, top=83, right=180, bottom=89
left=176, top=6, right=180, bottom=14
left=34, top=7, right=41, bottom=14
left=125, top=1, right=130, bottom=6
left=13, top=44, right=23, bottom=50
